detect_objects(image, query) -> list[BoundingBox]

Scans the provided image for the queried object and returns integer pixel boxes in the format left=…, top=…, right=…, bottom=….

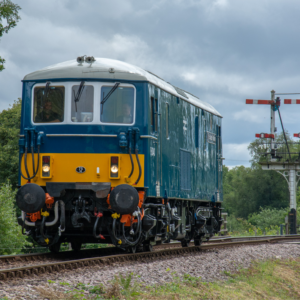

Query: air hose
left=133, top=128, right=142, bottom=185
left=128, top=129, right=134, bottom=178
left=58, top=200, right=65, bottom=232
left=40, top=216, right=47, bottom=240
left=134, top=149, right=142, bottom=185
left=112, top=218, right=121, bottom=242
left=122, top=213, right=142, bottom=246
left=20, top=130, right=43, bottom=181
left=93, top=212, right=104, bottom=239
left=20, top=146, right=40, bottom=181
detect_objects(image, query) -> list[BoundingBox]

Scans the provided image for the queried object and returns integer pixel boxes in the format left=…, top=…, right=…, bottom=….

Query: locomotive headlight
left=111, top=165, right=118, bottom=173
left=110, top=156, right=120, bottom=179
left=41, top=155, right=51, bottom=178
left=42, top=164, right=50, bottom=172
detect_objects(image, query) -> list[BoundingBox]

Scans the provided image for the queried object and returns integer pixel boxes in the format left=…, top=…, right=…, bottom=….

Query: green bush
left=0, top=182, right=29, bottom=254
left=227, top=215, right=255, bottom=233
left=0, top=99, right=21, bottom=187
left=248, top=207, right=288, bottom=230
left=227, top=206, right=287, bottom=236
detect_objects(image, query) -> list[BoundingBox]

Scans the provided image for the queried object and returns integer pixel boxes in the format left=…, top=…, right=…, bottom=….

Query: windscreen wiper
left=42, top=81, right=51, bottom=120
left=74, top=81, right=85, bottom=113
left=101, top=82, right=120, bottom=114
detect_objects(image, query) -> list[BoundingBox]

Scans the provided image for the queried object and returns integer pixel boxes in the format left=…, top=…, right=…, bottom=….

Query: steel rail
left=1, top=236, right=300, bottom=281
left=0, top=234, right=299, bottom=264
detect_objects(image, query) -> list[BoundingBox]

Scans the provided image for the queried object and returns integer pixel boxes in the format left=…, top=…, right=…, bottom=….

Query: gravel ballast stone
left=0, top=243, right=299, bottom=299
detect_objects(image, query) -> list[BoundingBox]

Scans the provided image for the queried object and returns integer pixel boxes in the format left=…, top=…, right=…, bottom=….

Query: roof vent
left=146, top=70, right=165, bottom=81
left=109, top=68, right=115, bottom=73
left=173, top=86, right=188, bottom=99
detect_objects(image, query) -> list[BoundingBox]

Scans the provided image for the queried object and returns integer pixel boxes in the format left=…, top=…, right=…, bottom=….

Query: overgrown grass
left=33, top=257, right=300, bottom=299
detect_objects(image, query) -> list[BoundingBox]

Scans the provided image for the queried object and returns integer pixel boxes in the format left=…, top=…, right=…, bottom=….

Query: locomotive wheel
left=143, top=243, right=153, bottom=252
left=194, top=239, right=201, bottom=246
left=71, top=242, right=82, bottom=251
left=49, top=243, right=61, bottom=253
left=181, top=240, right=190, bottom=247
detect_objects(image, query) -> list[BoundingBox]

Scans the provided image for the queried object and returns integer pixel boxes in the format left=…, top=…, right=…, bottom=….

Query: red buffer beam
left=284, top=99, right=300, bottom=104
left=255, top=133, right=275, bottom=139
left=246, top=99, right=275, bottom=105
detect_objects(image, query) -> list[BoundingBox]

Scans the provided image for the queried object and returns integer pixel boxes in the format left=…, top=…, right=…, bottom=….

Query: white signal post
left=246, top=90, right=299, bottom=234
left=270, top=90, right=276, bottom=156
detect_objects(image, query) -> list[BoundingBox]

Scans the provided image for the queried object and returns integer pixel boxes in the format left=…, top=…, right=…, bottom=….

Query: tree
left=0, top=0, right=21, bottom=71
left=0, top=98, right=21, bottom=186
left=222, top=134, right=294, bottom=218
left=223, top=164, right=289, bottom=218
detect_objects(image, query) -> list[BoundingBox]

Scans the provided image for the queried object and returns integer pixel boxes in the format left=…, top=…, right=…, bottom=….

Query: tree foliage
left=223, top=164, right=289, bottom=218
left=222, top=132, right=297, bottom=218
left=248, top=207, right=288, bottom=229
left=0, top=182, right=28, bottom=254
left=0, top=0, right=21, bottom=71
left=0, top=98, right=21, bottom=186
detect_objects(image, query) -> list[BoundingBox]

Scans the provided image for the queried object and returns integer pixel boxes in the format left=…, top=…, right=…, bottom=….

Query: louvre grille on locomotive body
left=16, top=56, right=223, bottom=252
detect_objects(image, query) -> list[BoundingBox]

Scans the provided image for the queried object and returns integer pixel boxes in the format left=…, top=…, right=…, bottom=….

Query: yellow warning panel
left=20, top=153, right=144, bottom=187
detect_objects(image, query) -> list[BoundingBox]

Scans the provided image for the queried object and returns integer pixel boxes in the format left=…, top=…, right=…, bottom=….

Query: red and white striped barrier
left=246, top=99, right=275, bottom=105
left=284, top=99, right=300, bottom=104
left=255, top=133, right=275, bottom=139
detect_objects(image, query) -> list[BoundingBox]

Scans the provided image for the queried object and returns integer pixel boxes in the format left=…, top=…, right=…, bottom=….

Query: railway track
left=0, top=234, right=293, bottom=265
left=1, top=235, right=300, bottom=281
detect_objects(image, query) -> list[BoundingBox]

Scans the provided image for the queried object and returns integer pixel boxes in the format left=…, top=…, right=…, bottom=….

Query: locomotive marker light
left=246, top=90, right=300, bottom=234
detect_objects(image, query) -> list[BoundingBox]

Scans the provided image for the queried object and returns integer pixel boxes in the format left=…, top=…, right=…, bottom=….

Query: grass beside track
left=15, top=257, right=300, bottom=299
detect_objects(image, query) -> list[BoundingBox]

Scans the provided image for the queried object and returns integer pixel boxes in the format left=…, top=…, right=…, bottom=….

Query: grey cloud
left=1, top=0, right=300, bottom=165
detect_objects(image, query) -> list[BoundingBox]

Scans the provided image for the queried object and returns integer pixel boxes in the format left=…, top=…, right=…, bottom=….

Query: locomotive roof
left=23, top=58, right=222, bottom=117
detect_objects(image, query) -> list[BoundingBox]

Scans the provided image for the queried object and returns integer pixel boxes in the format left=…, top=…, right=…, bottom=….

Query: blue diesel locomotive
left=16, top=57, right=223, bottom=252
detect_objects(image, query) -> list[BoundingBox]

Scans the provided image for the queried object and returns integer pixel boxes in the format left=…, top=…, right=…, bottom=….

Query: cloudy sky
left=1, top=0, right=300, bottom=168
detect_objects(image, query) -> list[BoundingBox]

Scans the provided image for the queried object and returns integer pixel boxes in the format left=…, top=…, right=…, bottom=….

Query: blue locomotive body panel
left=20, top=78, right=222, bottom=202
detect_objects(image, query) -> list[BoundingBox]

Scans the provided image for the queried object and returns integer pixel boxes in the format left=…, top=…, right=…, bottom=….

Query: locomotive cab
left=16, top=57, right=223, bottom=252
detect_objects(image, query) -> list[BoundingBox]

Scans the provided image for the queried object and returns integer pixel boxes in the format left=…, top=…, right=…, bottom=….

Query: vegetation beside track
left=20, top=257, right=300, bottom=299
left=0, top=182, right=29, bottom=255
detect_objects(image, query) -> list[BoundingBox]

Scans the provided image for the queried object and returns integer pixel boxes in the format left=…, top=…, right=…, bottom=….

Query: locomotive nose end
left=110, top=184, right=139, bottom=214
left=16, top=183, right=46, bottom=213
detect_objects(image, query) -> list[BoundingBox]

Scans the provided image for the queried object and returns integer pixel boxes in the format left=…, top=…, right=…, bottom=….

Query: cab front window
left=71, top=85, right=94, bottom=122
left=100, top=86, right=134, bottom=124
left=33, top=86, right=65, bottom=123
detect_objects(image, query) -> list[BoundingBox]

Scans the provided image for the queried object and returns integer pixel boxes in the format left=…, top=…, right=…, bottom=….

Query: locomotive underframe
left=20, top=186, right=222, bottom=251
